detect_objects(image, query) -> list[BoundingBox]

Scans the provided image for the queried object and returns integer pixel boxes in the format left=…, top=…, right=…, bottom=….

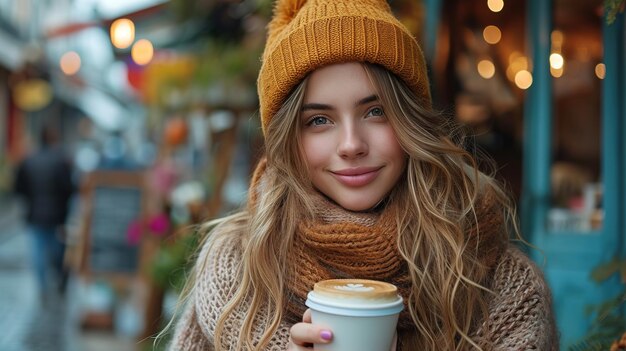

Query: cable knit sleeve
left=475, top=247, right=559, bottom=350
left=168, top=230, right=242, bottom=351
left=168, top=226, right=292, bottom=350
left=168, top=294, right=213, bottom=351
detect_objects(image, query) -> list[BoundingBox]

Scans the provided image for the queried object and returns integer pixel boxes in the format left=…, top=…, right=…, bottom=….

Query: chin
left=336, top=198, right=380, bottom=212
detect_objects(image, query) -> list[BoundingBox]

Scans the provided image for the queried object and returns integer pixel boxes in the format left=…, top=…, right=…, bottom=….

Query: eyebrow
left=300, top=94, right=379, bottom=112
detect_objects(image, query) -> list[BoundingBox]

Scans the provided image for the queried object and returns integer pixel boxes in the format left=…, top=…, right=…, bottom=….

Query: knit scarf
left=248, top=159, right=507, bottom=331
left=286, top=195, right=416, bottom=328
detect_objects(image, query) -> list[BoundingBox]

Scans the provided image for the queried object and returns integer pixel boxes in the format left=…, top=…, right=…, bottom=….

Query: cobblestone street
left=0, top=198, right=137, bottom=351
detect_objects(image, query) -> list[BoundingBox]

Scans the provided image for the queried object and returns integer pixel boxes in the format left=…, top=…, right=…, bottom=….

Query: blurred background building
left=0, top=0, right=624, bottom=350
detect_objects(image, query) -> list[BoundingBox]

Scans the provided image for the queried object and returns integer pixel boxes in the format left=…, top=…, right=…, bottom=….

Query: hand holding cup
left=304, top=279, right=403, bottom=351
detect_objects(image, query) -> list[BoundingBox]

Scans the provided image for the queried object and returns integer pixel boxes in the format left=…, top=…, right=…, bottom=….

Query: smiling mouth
left=330, top=167, right=383, bottom=187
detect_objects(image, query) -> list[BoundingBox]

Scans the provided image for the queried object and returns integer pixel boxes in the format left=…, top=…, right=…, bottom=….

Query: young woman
left=167, top=0, right=557, bottom=350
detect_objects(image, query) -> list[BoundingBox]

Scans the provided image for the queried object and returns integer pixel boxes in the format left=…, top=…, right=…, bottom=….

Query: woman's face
left=299, top=62, right=407, bottom=211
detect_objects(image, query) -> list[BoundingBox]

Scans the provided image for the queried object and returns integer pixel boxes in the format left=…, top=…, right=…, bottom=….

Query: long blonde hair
left=173, top=63, right=518, bottom=350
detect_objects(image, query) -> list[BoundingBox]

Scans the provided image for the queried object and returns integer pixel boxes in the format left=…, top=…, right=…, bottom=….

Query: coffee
left=305, top=279, right=403, bottom=351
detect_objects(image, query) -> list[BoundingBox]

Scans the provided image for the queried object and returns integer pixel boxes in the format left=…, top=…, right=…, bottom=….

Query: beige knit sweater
left=168, top=232, right=558, bottom=350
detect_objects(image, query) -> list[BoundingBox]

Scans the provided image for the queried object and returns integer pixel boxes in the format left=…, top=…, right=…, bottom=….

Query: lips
left=330, top=167, right=382, bottom=187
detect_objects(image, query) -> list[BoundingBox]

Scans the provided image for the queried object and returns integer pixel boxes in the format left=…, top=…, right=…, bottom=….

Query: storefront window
left=435, top=0, right=527, bottom=200
left=547, top=0, right=603, bottom=233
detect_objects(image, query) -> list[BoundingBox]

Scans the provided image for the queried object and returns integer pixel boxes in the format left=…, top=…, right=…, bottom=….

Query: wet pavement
left=0, top=197, right=137, bottom=351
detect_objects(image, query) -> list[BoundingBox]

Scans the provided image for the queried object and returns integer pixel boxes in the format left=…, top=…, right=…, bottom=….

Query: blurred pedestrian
left=14, top=125, right=75, bottom=303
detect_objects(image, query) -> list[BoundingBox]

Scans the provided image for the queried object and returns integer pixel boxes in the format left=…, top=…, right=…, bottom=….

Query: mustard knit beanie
left=257, top=0, right=432, bottom=134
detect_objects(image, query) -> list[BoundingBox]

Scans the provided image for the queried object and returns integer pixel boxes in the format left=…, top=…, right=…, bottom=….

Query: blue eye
left=367, top=107, right=384, bottom=117
left=307, top=116, right=330, bottom=126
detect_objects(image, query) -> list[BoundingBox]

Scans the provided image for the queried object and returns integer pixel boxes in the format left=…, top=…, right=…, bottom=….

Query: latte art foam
left=313, top=279, right=400, bottom=304
left=334, top=283, right=374, bottom=292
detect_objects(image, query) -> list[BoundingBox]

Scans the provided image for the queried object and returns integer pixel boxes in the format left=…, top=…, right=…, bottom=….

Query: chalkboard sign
left=80, top=171, right=146, bottom=277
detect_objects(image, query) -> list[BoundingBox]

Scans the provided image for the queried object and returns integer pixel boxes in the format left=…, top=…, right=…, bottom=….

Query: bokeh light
left=60, top=51, right=81, bottom=75
left=488, top=0, right=504, bottom=12
left=506, top=54, right=529, bottom=82
left=550, top=66, right=564, bottom=78
left=477, top=60, right=496, bottom=79
left=551, top=30, right=564, bottom=47
left=595, top=63, right=606, bottom=79
left=110, top=18, right=135, bottom=49
left=131, top=39, right=154, bottom=66
left=483, top=25, right=502, bottom=44
left=550, top=53, right=564, bottom=69
left=514, top=70, right=533, bottom=89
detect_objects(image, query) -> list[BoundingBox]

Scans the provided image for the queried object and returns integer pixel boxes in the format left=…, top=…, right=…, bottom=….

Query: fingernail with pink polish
left=320, top=330, right=333, bottom=341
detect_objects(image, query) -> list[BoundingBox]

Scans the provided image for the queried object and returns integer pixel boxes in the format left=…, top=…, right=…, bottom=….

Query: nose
left=337, top=123, right=368, bottom=159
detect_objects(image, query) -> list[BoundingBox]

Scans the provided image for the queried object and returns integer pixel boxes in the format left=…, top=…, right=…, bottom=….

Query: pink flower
left=147, top=213, right=170, bottom=236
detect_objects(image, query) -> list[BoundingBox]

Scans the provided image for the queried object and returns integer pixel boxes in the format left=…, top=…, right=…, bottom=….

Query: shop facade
left=425, top=0, right=625, bottom=347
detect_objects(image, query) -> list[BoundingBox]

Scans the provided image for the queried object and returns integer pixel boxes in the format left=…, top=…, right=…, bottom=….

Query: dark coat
left=14, top=146, right=74, bottom=227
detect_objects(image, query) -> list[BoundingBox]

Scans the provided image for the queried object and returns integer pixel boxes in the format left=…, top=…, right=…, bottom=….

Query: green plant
left=568, top=258, right=626, bottom=350
left=606, top=0, right=625, bottom=24
left=150, top=229, right=200, bottom=292
left=194, top=40, right=262, bottom=87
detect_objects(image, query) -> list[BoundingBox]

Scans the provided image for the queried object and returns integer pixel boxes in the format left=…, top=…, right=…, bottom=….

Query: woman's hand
left=287, top=309, right=397, bottom=351
left=287, top=309, right=333, bottom=350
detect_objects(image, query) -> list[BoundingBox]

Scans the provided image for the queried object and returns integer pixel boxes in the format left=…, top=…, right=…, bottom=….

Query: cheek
left=301, top=136, right=333, bottom=169
left=378, top=128, right=405, bottom=160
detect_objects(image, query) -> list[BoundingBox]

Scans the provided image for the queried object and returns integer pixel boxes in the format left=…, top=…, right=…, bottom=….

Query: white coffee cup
left=305, top=279, right=403, bottom=351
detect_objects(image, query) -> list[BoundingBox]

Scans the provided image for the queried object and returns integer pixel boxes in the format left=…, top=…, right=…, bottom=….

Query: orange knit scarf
left=248, top=159, right=507, bottom=330
left=285, top=197, right=414, bottom=327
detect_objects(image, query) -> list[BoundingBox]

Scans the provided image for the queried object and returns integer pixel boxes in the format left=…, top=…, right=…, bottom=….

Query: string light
left=595, top=63, right=606, bottom=79
left=514, top=70, right=533, bottom=89
left=551, top=30, right=564, bottom=47
left=60, top=51, right=81, bottom=75
left=110, top=18, right=135, bottom=49
left=549, top=53, right=564, bottom=69
left=477, top=60, right=496, bottom=79
left=483, top=25, right=502, bottom=44
left=488, top=0, right=504, bottom=12
left=132, top=39, right=154, bottom=65
left=506, top=54, right=528, bottom=82
left=550, top=66, right=563, bottom=78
